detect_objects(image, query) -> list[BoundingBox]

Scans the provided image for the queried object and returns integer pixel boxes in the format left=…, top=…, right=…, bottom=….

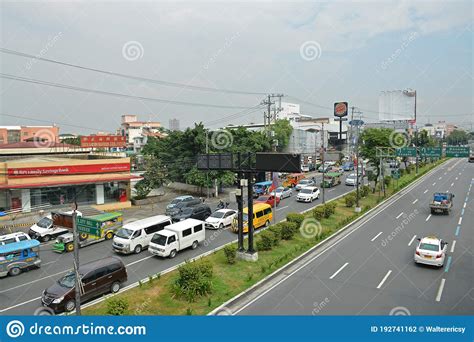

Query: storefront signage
left=80, top=135, right=127, bottom=148
left=7, top=163, right=130, bottom=178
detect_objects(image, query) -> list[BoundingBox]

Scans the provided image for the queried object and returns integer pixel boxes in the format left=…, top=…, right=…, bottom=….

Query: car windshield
left=115, top=228, right=133, bottom=239
left=257, top=196, right=269, bottom=201
left=299, top=180, right=310, bottom=184
left=300, top=188, right=312, bottom=194
left=243, top=214, right=248, bottom=222
left=419, top=242, right=440, bottom=251
left=58, top=272, right=77, bottom=288
left=170, top=199, right=181, bottom=204
left=275, top=188, right=284, bottom=193
left=181, top=208, right=193, bottom=215
left=347, top=175, right=356, bottom=179
left=37, top=217, right=53, bottom=228
left=210, top=211, right=225, bottom=218
left=151, top=234, right=167, bottom=246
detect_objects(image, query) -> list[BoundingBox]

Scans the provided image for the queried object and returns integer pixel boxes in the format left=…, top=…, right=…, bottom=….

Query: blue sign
left=349, top=119, right=364, bottom=126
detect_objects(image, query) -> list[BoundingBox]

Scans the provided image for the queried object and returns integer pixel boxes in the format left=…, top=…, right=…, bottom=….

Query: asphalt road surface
left=234, top=158, right=473, bottom=315
left=0, top=172, right=360, bottom=315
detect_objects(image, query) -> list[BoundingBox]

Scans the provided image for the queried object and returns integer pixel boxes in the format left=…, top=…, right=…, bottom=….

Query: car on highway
left=42, top=257, right=127, bottom=313
left=414, top=236, right=448, bottom=267
left=254, top=194, right=280, bottom=207
left=296, top=186, right=320, bottom=202
left=295, top=179, right=316, bottom=191
left=0, top=239, right=41, bottom=277
left=345, top=173, right=360, bottom=186
left=429, top=192, right=454, bottom=215
left=0, top=232, right=31, bottom=245
left=469, top=155, right=474, bottom=163
left=28, top=210, right=83, bottom=242
left=342, top=162, right=354, bottom=171
left=301, top=164, right=310, bottom=172
left=165, top=198, right=202, bottom=216
left=231, top=203, right=272, bottom=233
left=166, top=195, right=196, bottom=212
left=272, top=186, right=292, bottom=199
left=204, top=209, right=237, bottom=229
left=170, top=204, right=211, bottom=222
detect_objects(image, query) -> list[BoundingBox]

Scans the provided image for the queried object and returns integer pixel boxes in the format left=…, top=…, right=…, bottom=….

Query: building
left=169, top=118, right=180, bottom=131
left=0, top=154, right=140, bottom=213
left=0, top=141, right=85, bottom=156
left=118, top=115, right=162, bottom=146
left=0, top=126, right=59, bottom=145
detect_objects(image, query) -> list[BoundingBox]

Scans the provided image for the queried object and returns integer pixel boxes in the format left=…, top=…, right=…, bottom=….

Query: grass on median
left=83, top=159, right=445, bottom=316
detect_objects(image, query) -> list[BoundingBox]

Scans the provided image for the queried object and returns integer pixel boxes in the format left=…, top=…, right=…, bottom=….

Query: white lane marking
left=408, top=235, right=417, bottom=246
left=426, top=214, right=431, bottom=222
left=0, top=296, right=42, bottom=313
left=423, top=189, right=428, bottom=194
left=435, top=278, right=446, bottom=302
left=444, top=172, right=447, bottom=175
left=396, top=212, right=404, bottom=219
left=455, top=177, right=458, bottom=180
left=0, top=269, right=69, bottom=295
left=432, top=182, right=436, bottom=186
left=450, top=182, right=454, bottom=187
left=439, top=177, right=442, bottom=180
left=371, top=232, right=383, bottom=242
left=329, top=262, right=349, bottom=280
left=376, top=270, right=392, bottom=289
left=276, top=206, right=288, bottom=211
left=458, top=217, right=462, bottom=225
left=126, top=255, right=154, bottom=267
left=463, top=202, right=467, bottom=209
left=450, top=240, right=456, bottom=253
left=412, top=199, right=418, bottom=204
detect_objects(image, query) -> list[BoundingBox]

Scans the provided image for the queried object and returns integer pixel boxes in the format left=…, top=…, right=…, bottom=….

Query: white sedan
left=414, top=236, right=448, bottom=267
left=204, top=209, right=237, bottom=230
left=272, top=186, right=292, bottom=199
left=296, top=186, right=320, bottom=202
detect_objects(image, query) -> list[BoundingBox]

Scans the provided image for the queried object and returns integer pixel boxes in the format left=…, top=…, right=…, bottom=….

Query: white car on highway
left=296, top=186, right=320, bottom=202
left=272, top=186, right=292, bottom=199
left=295, top=179, right=316, bottom=191
left=414, top=236, right=448, bottom=267
left=204, top=209, right=237, bottom=230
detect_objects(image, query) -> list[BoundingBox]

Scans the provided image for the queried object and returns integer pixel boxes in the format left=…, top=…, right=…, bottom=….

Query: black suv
left=165, top=198, right=202, bottom=216
left=171, top=204, right=211, bottom=222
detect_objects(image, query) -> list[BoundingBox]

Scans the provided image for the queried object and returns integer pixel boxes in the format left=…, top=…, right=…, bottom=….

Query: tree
left=134, top=155, right=167, bottom=199
left=271, top=119, right=293, bottom=152
left=447, top=130, right=469, bottom=146
left=61, top=136, right=81, bottom=146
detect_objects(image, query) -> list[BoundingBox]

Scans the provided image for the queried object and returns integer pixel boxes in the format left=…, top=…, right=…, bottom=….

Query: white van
left=0, top=232, right=31, bottom=245
left=148, top=218, right=205, bottom=258
left=112, top=215, right=172, bottom=254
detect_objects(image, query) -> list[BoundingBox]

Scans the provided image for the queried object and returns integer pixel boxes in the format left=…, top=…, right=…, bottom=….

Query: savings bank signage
left=7, top=163, right=130, bottom=178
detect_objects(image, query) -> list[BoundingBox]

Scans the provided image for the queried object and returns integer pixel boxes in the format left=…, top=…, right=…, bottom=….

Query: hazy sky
left=1, top=1, right=472, bottom=134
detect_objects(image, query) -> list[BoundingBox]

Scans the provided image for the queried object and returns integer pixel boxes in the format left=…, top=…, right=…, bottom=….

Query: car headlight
left=52, top=296, right=64, bottom=304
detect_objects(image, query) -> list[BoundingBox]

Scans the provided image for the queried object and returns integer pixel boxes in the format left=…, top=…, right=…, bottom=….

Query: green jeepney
left=53, top=212, right=123, bottom=253
left=320, top=172, right=342, bottom=188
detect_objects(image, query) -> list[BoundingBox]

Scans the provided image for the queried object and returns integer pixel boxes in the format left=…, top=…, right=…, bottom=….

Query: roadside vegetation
left=84, top=158, right=445, bottom=316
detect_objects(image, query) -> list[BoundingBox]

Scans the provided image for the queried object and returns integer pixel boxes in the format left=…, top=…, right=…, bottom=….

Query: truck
left=52, top=212, right=123, bottom=252
left=148, top=218, right=205, bottom=258
left=429, top=192, right=454, bottom=215
left=28, top=210, right=83, bottom=242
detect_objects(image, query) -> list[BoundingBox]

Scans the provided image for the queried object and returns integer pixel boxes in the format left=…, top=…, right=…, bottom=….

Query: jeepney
left=283, top=173, right=305, bottom=188
left=0, top=239, right=41, bottom=277
left=52, top=212, right=123, bottom=253
left=320, top=172, right=342, bottom=188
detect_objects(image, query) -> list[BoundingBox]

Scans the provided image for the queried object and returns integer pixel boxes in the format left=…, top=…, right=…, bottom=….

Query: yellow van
left=231, top=203, right=273, bottom=233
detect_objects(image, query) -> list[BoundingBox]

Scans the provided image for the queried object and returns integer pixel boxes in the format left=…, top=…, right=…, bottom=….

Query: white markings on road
left=371, top=232, right=383, bottom=242
left=436, top=278, right=446, bottom=302
left=0, top=296, right=42, bottom=313
left=432, top=182, right=436, bottom=186
left=458, top=217, right=462, bottom=225
left=276, top=206, right=288, bottom=211
left=126, top=255, right=154, bottom=267
left=376, top=270, right=392, bottom=289
left=463, top=202, right=467, bottom=209
left=426, top=214, right=431, bottom=222
left=412, top=199, right=418, bottom=204
left=423, top=189, right=428, bottom=194
left=329, top=262, right=349, bottom=280
left=455, top=177, right=458, bottom=180
left=396, top=212, right=404, bottom=219
left=451, top=182, right=454, bottom=187
left=450, top=240, right=456, bottom=253
left=439, top=177, right=442, bottom=180
left=408, top=235, right=417, bottom=247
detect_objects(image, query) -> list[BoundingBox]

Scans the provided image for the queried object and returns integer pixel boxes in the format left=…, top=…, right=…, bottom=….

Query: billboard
left=7, top=163, right=130, bottom=178
left=378, top=90, right=416, bottom=121
left=334, top=102, right=348, bottom=117
left=80, top=135, right=127, bottom=148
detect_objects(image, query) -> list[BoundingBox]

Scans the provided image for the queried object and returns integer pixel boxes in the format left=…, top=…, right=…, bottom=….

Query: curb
left=208, top=159, right=448, bottom=315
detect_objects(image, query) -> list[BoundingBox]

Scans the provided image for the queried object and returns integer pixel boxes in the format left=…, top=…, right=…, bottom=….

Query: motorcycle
left=216, top=200, right=229, bottom=210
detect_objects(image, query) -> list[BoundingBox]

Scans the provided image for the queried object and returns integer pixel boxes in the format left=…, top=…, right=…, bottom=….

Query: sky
left=0, top=0, right=472, bottom=134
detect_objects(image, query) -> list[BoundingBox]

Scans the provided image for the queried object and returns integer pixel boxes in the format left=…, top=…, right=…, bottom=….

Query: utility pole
left=72, top=203, right=81, bottom=315
left=237, top=154, right=244, bottom=252
left=206, top=130, right=210, bottom=199
left=321, top=122, right=325, bottom=204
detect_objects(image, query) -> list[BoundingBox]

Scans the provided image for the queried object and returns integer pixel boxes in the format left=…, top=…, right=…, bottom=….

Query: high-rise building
left=169, top=118, right=180, bottom=131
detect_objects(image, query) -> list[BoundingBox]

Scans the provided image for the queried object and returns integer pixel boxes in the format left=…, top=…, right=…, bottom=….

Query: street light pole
left=206, top=130, right=210, bottom=199
left=72, top=203, right=81, bottom=315
left=321, top=123, right=325, bottom=204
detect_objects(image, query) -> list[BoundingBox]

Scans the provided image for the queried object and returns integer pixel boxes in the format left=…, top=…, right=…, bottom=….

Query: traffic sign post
left=446, top=146, right=470, bottom=158
left=391, top=169, right=401, bottom=179
left=420, top=147, right=442, bottom=158
left=76, top=217, right=102, bottom=237
left=396, top=147, right=417, bottom=157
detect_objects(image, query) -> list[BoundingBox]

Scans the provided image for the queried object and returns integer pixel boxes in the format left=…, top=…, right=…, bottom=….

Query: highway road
left=234, top=158, right=473, bottom=315
left=0, top=171, right=360, bottom=315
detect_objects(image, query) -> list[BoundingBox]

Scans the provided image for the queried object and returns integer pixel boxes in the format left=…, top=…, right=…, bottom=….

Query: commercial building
left=0, top=155, right=139, bottom=213
left=118, top=115, right=162, bottom=146
left=169, top=118, right=180, bottom=131
left=0, top=126, right=59, bottom=145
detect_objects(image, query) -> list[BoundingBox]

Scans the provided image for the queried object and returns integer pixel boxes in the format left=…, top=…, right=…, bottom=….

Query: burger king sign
left=334, top=102, right=348, bottom=118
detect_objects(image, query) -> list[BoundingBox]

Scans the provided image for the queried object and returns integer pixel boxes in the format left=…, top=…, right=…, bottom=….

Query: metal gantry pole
left=72, top=206, right=81, bottom=315
left=237, top=154, right=244, bottom=252
left=321, top=123, right=325, bottom=204
left=355, top=122, right=361, bottom=212
left=206, top=131, right=210, bottom=199
left=247, top=171, right=255, bottom=254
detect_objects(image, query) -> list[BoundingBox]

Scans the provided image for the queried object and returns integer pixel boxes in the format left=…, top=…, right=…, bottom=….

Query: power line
left=0, top=73, right=259, bottom=110
left=0, top=47, right=268, bottom=96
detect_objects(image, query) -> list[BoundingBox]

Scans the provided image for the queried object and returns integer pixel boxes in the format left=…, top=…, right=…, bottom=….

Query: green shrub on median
left=286, top=213, right=305, bottom=227
left=173, top=261, right=213, bottom=302
left=256, top=230, right=276, bottom=251
left=344, top=193, right=356, bottom=207
left=223, top=245, right=237, bottom=264
left=106, top=298, right=129, bottom=316
left=280, top=221, right=298, bottom=240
